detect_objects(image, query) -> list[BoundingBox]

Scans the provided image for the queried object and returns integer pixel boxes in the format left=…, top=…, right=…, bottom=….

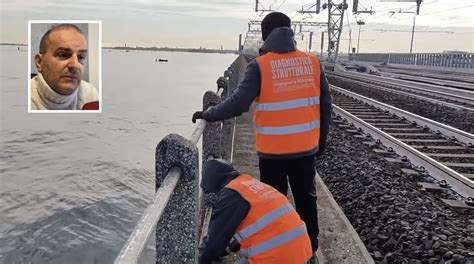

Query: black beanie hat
left=261, top=12, right=291, bottom=41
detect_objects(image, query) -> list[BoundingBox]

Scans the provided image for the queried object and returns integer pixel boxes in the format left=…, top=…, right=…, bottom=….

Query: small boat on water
left=157, top=58, right=168, bottom=62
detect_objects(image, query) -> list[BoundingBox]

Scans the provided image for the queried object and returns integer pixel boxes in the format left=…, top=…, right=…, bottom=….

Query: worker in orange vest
left=199, top=159, right=313, bottom=264
left=192, top=12, right=331, bottom=260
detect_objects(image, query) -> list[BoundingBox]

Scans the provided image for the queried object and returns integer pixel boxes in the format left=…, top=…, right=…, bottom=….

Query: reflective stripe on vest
left=241, top=225, right=308, bottom=257
left=254, top=96, right=320, bottom=111
left=234, top=203, right=293, bottom=242
left=254, top=120, right=320, bottom=135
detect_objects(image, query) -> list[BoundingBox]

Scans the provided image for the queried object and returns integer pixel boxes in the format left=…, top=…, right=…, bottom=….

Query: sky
left=1, top=0, right=473, bottom=53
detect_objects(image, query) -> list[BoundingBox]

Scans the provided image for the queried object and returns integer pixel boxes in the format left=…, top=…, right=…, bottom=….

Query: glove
left=192, top=111, right=204, bottom=123
left=227, top=238, right=241, bottom=253
left=216, top=77, right=228, bottom=89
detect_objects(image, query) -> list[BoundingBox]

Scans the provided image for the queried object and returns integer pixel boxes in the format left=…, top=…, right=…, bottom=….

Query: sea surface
left=0, top=46, right=237, bottom=263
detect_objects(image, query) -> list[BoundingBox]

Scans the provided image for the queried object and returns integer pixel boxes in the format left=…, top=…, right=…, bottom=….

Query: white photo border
left=28, top=20, right=102, bottom=113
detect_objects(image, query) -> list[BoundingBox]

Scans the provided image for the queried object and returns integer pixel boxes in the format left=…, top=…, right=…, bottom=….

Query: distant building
left=442, top=50, right=468, bottom=54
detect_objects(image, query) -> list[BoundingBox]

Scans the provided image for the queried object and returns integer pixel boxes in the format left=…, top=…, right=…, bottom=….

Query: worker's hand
left=216, top=77, right=228, bottom=89
left=192, top=111, right=204, bottom=123
left=227, top=238, right=241, bottom=253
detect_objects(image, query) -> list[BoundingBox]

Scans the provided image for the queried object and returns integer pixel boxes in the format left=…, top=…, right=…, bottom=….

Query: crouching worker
left=199, top=159, right=313, bottom=264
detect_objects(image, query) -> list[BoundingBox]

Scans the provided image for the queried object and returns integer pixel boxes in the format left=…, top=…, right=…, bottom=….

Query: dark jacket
left=202, top=27, right=332, bottom=159
left=199, top=160, right=250, bottom=264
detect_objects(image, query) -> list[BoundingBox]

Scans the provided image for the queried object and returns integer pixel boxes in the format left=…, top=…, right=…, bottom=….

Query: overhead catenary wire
left=345, top=7, right=353, bottom=54
left=419, top=4, right=474, bottom=17
left=256, top=0, right=472, bottom=53
left=348, top=1, right=472, bottom=31
left=414, top=31, right=474, bottom=39
left=373, top=29, right=453, bottom=33
left=402, top=0, right=440, bottom=12
left=275, top=0, right=287, bottom=12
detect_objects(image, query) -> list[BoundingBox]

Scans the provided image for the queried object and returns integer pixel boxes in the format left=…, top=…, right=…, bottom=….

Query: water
left=0, top=46, right=237, bottom=263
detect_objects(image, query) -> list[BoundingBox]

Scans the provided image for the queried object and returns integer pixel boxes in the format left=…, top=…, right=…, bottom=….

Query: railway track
left=327, top=71, right=474, bottom=111
left=379, top=71, right=474, bottom=91
left=331, top=85, right=474, bottom=200
left=375, top=65, right=474, bottom=86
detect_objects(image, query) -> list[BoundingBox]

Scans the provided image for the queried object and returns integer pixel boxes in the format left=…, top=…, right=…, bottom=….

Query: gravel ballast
left=316, top=121, right=474, bottom=264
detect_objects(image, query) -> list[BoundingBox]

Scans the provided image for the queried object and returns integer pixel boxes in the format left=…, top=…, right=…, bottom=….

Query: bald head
left=39, top=24, right=85, bottom=54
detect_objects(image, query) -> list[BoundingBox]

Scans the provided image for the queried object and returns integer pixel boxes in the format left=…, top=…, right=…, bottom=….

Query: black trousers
left=259, top=155, right=319, bottom=252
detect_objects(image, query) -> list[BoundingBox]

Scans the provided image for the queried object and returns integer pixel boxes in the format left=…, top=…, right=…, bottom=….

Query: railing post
left=202, top=91, right=223, bottom=161
left=224, top=66, right=240, bottom=159
left=155, top=134, right=199, bottom=263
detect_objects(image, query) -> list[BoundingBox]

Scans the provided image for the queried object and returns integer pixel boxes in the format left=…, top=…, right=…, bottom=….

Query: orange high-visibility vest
left=254, top=51, right=321, bottom=155
left=226, top=175, right=313, bottom=263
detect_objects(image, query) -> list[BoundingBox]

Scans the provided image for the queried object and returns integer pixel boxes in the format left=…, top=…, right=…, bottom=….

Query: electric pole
left=296, top=0, right=348, bottom=61
left=389, top=10, right=418, bottom=53
left=327, top=0, right=348, bottom=62
left=410, top=12, right=416, bottom=53
left=255, top=0, right=276, bottom=13
left=321, top=32, right=325, bottom=58
left=348, top=28, right=352, bottom=56
left=356, top=20, right=365, bottom=53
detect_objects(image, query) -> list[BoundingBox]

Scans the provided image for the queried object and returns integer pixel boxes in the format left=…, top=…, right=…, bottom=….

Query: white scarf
left=31, top=73, right=98, bottom=110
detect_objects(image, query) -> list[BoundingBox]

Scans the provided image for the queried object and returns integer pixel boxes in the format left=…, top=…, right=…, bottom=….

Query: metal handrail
left=114, top=87, right=226, bottom=264
left=114, top=167, right=181, bottom=264
left=114, top=51, right=246, bottom=263
left=197, top=87, right=225, bottom=244
left=199, top=115, right=239, bottom=246
left=191, top=120, right=207, bottom=145
left=115, top=111, right=208, bottom=264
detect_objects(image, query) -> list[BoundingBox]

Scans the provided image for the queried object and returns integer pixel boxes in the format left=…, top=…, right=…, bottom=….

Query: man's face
left=35, top=28, right=87, bottom=95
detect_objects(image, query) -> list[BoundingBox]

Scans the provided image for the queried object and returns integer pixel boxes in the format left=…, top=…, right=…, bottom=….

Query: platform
left=223, top=110, right=374, bottom=264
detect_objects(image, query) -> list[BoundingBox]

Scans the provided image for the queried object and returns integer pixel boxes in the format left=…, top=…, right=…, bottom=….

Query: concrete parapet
left=202, top=91, right=223, bottom=160
left=354, top=52, right=474, bottom=69
left=155, top=134, right=199, bottom=263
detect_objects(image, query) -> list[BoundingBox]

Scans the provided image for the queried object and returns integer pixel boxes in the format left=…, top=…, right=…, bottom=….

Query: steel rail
left=330, top=85, right=474, bottom=145
left=375, top=65, right=474, bottom=86
left=328, top=71, right=474, bottom=105
left=332, top=105, right=473, bottom=199
left=331, top=70, right=474, bottom=101
left=328, top=73, right=474, bottom=112
left=381, top=72, right=474, bottom=91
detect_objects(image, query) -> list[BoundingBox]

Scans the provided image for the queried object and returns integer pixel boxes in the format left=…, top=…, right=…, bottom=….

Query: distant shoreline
left=0, top=43, right=239, bottom=55
left=0, top=43, right=27, bottom=46
left=104, top=46, right=239, bottom=55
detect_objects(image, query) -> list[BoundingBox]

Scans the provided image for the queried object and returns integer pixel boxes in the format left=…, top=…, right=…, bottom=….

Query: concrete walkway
left=223, top=111, right=374, bottom=264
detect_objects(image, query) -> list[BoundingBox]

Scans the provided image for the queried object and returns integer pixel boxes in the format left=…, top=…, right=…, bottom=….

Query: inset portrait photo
left=28, top=21, right=101, bottom=112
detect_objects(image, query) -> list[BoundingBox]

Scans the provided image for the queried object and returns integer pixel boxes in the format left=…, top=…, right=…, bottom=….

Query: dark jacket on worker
left=202, top=27, right=332, bottom=159
left=198, top=160, right=250, bottom=264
